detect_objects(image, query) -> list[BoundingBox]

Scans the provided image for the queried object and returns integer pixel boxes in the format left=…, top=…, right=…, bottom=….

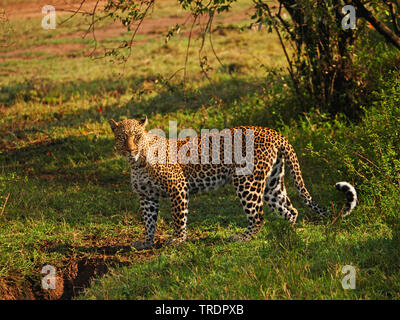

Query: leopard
left=108, top=117, right=357, bottom=250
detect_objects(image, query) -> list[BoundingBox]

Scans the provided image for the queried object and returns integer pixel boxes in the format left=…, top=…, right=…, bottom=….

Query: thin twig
left=263, top=2, right=298, bottom=91
left=167, top=67, right=185, bottom=82
left=86, top=0, right=100, bottom=57
left=1, top=193, right=10, bottom=217
left=184, top=14, right=199, bottom=87
left=198, top=11, right=214, bottom=82
left=208, top=11, right=226, bottom=72
left=330, top=202, right=345, bottom=225
left=58, top=0, right=88, bottom=26
left=353, top=151, right=381, bottom=171
left=126, top=0, right=155, bottom=58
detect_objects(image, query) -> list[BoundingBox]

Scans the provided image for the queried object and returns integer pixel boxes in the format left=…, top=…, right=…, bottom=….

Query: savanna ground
left=0, top=0, right=399, bottom=300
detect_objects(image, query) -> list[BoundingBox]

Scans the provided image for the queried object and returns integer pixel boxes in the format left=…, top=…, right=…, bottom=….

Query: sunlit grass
left=0, top=0, right=399, bottom=300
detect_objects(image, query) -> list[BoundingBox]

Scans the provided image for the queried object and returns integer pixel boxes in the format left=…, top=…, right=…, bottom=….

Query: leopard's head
left=108, top=117, right=148, bottom=161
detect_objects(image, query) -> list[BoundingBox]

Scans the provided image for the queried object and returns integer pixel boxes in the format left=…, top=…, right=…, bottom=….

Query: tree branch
left=353, top=0, right=400, bottom=50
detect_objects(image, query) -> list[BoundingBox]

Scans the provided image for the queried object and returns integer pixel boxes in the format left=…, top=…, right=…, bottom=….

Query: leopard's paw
left=132, top=240, right=153, bottom=250
left=227, top=234, right=251, bottom=242
left=164, top=236, right=186, bottom=247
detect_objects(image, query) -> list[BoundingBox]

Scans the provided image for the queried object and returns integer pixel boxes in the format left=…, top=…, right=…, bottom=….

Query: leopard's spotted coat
left=109, top=118, right=357, bottom=249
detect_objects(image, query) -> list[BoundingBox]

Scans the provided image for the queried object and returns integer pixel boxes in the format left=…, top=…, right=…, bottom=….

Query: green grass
left=79, top=218, right=397, bottom=299
left=0, top=0, right=399, bottom=300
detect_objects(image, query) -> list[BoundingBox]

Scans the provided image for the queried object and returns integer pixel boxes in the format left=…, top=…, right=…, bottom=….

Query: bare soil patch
left=0, top=243, right=161, bottom=300
left=0, top=257, right=113, bottom=300
left=1, top=0, right=252, bottom=61
left=2, top=0, right=108, bottom=19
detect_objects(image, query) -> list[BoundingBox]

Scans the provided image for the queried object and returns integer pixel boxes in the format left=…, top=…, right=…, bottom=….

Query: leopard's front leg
left=132, top=195, right=159, bottom=250
left=168, top=186, right=189, bottom=245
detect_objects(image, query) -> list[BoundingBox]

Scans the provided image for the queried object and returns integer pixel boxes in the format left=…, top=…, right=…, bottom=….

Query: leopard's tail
left=280, top=141, right=357, bottom=217
left=334, top=182, right=357, bottom=217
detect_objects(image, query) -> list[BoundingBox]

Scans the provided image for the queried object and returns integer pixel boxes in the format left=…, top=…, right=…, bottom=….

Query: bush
left=312, top=70, right=400, bottom=223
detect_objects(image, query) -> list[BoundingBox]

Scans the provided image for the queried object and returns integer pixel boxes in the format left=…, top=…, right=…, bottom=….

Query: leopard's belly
left=187, top=173, right=231, bottom=194
left=131, top=164, right=233, bottom=197
left=186, top=165, right=233, bottom=194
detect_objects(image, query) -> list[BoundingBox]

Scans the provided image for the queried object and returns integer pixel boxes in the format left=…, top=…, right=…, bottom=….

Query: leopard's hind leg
left=229, top=172, right=266, bottom=241
left=169, top=185, right=189, bottom=244
left=264, top=154, right=298, bottom=224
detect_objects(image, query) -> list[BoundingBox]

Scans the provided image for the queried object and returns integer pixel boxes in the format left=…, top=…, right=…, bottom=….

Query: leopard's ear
left=139, top=116, right=148, bottom=128
left=108, top=119, right=119, bottom=132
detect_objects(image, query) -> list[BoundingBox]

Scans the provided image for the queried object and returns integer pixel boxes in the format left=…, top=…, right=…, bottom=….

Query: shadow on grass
left=47, top=243, right=134, bottom=255
left=1, top=75, right=266, bottom=131
left=0, top=134, right=128, bottom=183
left=0, top=73, right=274, bottom=195
left=0, top=74, right=269, bottom=184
